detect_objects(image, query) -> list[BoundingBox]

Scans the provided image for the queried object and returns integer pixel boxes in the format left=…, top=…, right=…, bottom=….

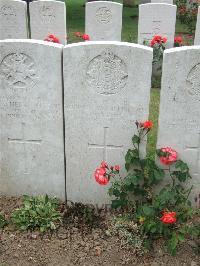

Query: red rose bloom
left=101, top=161, right=108, bottom=169
left=160, top=211, right=177, bottom=224
left=142, top=120, right=153, bottom=129
left=75, top=32, right=82, bottom=37
left=114, top=165, right=120, bottom=172
left=94, top=167, right=109, bottom=185
left=82, top=34, right=90, bottom=41
left=150, top=35, right=167, bottom=47
left=44, top=34, right=60, bottom=44
left=174, top=36, right=183, bottom=44
left=159, top=147, right=177, bottom=165
left=162, top=37, right=167, bottom=43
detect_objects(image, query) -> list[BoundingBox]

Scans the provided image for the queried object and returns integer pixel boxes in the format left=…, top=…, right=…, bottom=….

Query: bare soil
left=0, top=196, right=199, bottom=266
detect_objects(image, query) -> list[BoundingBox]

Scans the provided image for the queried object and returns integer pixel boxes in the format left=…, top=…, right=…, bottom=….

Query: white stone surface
left=0, top=0, right=28, bottom=40
left=194, top=7, right=200, bottom=45
left=63, top=42, right=153, bottom=205
left=30, top=0, right=67, bottom=44
left=151, top=0, right=173, bottom=4
left=0, top=40, right=65, bottom=199
left=85, top=1, right=122, bottom=41
left=157, top=46, right=200, bottom=206
left=138, top=3, right=177, bottom=48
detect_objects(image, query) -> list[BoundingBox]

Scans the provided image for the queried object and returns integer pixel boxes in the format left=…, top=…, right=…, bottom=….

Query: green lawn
left=64, top=0, right=191, bottom=157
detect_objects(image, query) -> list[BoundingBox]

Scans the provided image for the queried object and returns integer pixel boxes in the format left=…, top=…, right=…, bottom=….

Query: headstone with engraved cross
left=29, top=0, right=67, bottom=44
left=0, top=39, right=65, bottom=198
left=85, top=1, right=123, bottom=41
left=0, top=0, right=28, bottom=40
left=157, top=46, right=200, bottom=206
left=138, top=3, right=177, bottom=48
left=63, top=42, right=153, bottom=205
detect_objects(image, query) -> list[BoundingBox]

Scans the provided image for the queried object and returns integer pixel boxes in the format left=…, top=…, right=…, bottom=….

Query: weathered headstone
left=63, top=42, right=153, bottom=205
left=0, top=40, right=65, bottom=198
left=157, top=46, right=200, bottom=206
left=85, top=1, right=123, bottom=41
left=151, top=0, right=173, bottom=4
left=29, top=0, right=67, bottom=44
left=194, top=7, right=200, bottom=45
left=0, top=0, right=28, bottom=40
left=140, top=0, right=151, bottom=3
left=138, top=3, right=177, bottom=48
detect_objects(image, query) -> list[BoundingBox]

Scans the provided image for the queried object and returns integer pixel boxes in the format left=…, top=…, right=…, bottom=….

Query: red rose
left=160, top=211, right=177, bottom=224
left=162, top=37, right=167, bottom=43
left=142, top=120, right=153, bottom=129
left=150, top=35, right=167, bottom=47
left=114, top=165, right=120, bottom=172
left=159, top=147, right=177, bottom=165
left=101, top=161, right=108, bottom=169
left=75, top=32, right=82, bottom=37
left=82, top=34, right=90, bottom=41
left=174, top=36, right=183, bottom=43
left=44, top=34, right=60, bottom=44
left=94, top=167, right=109, bottom=185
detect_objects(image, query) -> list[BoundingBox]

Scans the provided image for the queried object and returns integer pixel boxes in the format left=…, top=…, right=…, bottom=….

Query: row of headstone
left=0, top=0, right=67, bottom=44
left=0, top=40, right=199, bottom=206
left=0, top=39, right=152, bottom=205
left=0, top=0, right=178, bottom=46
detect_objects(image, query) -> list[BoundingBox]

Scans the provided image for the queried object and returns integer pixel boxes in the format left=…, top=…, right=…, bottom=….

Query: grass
left=64, top=0, right=192, bottom=157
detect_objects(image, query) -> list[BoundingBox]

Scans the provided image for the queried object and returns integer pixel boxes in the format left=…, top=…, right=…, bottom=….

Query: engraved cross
left=8, top=122, right=42, bottom=175
left=185, top=133, right=200, bottom=175
left=88, top=127, right=123, bottom=161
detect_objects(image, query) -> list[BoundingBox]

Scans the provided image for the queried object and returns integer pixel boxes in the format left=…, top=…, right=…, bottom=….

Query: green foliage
left=176, top=0, right=198, bottom=34
left=0, top=213, right=7, bottom=229
left=107, top=122, right=196, bottom=255
left=11, top=195, right=61, bottom=232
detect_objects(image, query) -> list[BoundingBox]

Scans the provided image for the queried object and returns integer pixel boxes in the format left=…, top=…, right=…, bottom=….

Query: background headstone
left=140, top=0, right=151, bottom=3
left=151, top=0, right=173, bottom=4
left=85, top=1, right=123, bottom=41
left=63, top=42, right=153, bottom=205
left=157, top=46, right=200, bottom=206
left=0, top=40, right=65, bottom=198
left=194, top=7, right=200, bottom=45
left=29, top=0, right=67, bottom=44
left=138, top=3, right=177, bottom=48
left=0, top=0, right=28, bottom=40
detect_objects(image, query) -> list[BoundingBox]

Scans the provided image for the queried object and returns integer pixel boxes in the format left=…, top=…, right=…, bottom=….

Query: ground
left=0, top=197, right=199, bottom=266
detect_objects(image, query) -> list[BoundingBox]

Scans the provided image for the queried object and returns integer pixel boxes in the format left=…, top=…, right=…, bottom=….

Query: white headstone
left=30, top=0, right=67, bottom=44
left=0, top=40, right=65, bottom=198
left=157, top=46, right=200, bottom=205
left=194, top=7, right=200, bottom=45
left=0, top=0, right=28, bottom=40
left=138, top=3, right=177, bottom=48
left=85, top=1, right=123, bottom=41
left=151, top=0, right=173, bottom=4
left=63, top=42, right=153, bottom=205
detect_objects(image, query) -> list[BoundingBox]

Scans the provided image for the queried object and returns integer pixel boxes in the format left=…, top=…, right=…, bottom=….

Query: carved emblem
left=186, top=64, right=200, bottom=100
left=0, top=53, right=38, bottom=90
left=95, top=7, right=112, bottom=24
left=86, top=50, right=128, bottom=95
left=39, top=5, right=55, bottom=23
left=0, top=5, right=16, bottom=19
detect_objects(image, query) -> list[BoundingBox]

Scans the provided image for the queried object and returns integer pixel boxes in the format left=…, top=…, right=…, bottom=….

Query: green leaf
left=132, top=135, right=140, bottom=145
left=142, top=205, right=155, bottom=217
left=111, top=199, right=126, bottom=209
